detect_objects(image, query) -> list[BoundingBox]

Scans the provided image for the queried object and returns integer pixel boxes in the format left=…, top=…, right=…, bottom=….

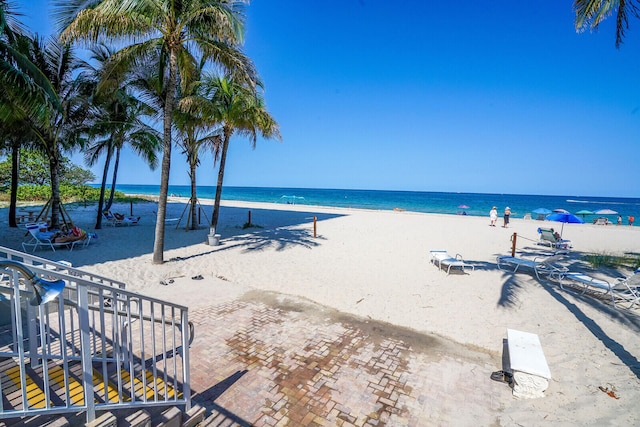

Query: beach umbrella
left=533, top=208, right=551, bottom=220
left=575, top=209, right=594, bottom=218
left=546, top=212, right=584, bottom=237
left=533, top=208, right=551, bottom=214
left=595, top=208, right=618, bottom=215
left=553, top=208, right=570, bottom=214
left=457, top=204, right=470, bottom=209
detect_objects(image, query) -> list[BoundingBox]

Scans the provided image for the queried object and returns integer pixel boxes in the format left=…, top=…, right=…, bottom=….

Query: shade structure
left=458, top=204, right=470, bottom=209
left=595, top=208, right=618, bottom=215
left=546, top=212, right=584, bottom=237
left=553, top=208, right=570, bottom=214
left=575, top=209, right=594, bottom=218
left=533, top=208, right=551, bottom=214
left=532, top=208, right=551, bottom=220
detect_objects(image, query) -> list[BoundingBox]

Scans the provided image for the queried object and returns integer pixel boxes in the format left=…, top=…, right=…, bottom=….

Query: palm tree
left=175, top=61, right=222, bottom=230
left=82, top=44, right=161, bottom=229
left=574, top=0, right=640, bottom=47
left=1, top=1, right=59, bottom=227
left=200, top=74, right=280, bottom=231
left=0, top=0, right=59, bottom=121
left=58, top=0, right=257, bottom=264
left=16, top=35, right=89, bottom=229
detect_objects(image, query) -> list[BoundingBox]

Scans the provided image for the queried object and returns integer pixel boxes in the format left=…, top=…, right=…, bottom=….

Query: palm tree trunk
left=105, top=145, right=121, bottom=211
left=49, top=149, right=61, bottom=230
left=95, top=143, right=113, bottom=229
left=153, top=49, right=178, bottom=264
left=211, top=128, right=231, bottom=230
left=189, top=154, right=198, bottom=230
left=8, top=141, right=20, bottom=228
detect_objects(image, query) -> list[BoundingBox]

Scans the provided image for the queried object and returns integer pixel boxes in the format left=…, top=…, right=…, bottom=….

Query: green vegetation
left=241, top=222, right=263, bottom=230
left=0, top=185, right=131, bottom=205
left=582, top=252, right=640, bottom=271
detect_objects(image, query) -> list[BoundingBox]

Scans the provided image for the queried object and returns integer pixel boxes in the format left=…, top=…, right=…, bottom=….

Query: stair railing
left=0, top=256, right=192, bottom=424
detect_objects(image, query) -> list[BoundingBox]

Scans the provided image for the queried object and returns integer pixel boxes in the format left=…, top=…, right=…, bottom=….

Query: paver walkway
left=187, top=291, right=505, bottom=426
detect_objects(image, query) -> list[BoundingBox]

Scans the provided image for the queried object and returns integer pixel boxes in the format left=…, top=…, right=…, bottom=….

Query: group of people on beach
left=489, top=206, right=511, bottom=228
left=489, top=208, right=635, bottom=228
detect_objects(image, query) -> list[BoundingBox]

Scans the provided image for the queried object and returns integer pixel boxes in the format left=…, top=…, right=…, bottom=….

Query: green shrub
left=582, top=252, right=640, bottom=271
left=9, top=185, right=128, bottom=203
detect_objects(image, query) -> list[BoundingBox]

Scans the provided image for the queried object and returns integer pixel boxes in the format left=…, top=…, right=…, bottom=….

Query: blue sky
left=18, top=1, right=640, bottom=197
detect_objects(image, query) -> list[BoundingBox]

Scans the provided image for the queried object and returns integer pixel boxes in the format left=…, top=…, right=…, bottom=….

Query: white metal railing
left=0, top=249, right=192, bottom=424
left=0, top=246, right=126, bottom=289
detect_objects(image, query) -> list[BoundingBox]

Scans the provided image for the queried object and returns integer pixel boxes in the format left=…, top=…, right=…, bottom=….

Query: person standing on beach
left=629, top=215, right=635, bottom=226
left=503, top=207, right=511, bottom=228
left=618, top=215, right=623, bottom=225
left=489, top=206, right=498, bottom=226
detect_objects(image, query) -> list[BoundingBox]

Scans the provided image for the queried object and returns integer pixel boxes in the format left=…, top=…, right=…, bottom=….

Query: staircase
left=0, top=246, right=194, bottom=426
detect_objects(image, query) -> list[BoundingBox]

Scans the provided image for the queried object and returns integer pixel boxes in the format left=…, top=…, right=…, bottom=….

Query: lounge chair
left=593, top=217, right=610, bottom=225
left=496, top=254, right=566, bottom=280
left=537, top=228, right=572, bottom=249
left=429, top=250, right=474, bottom=275
left=103, top=210, right=140, bottom=226
left=550, top=271, right=640, bottom=309
left=22, top=223, right=81, bottom=253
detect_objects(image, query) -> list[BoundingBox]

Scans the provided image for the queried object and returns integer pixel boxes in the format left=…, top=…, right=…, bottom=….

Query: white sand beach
left=2, top=198, right=639, bottom=425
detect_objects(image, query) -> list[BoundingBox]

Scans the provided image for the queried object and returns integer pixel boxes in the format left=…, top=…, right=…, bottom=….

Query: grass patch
left=241, top=222, right=263, bottom=229
left=582, top=251, right=640, bottom=271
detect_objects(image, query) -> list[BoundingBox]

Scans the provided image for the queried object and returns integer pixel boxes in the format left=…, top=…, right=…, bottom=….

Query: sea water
left=108, top=185, right=640, bottom=225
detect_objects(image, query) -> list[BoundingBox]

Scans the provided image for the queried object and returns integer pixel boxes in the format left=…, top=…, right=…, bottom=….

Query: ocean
left=106, top=185, right=640, bottom=225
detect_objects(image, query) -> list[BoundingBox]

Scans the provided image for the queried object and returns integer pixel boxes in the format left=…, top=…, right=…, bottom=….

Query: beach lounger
left=537, top=228, right=572, bottom=249
left=551, top=271, right=640, bottom=309
left=429, top=250, right=474, bottom=275
left=21, top=223, right=80, bottom=253
left=103, top=210, right=140, bottom=226
left=496, top=254, right=565, bottom=280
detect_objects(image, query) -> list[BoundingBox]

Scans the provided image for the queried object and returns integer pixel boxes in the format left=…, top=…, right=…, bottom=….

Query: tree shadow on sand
left=0, top=204, right=344, bottom=267
left=496, top=245, right=640, bottom=380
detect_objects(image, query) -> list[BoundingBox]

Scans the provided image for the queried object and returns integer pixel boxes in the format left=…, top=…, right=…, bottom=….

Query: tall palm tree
left=17, top=35, right=89, bottom=229
left=574, top=0, right=640, bottom=47
left=58, top=0, right=257, bottom=264
left=1, top=1, right=59, bottom=227
left=200, top=74, right=280, bottom=231
left=175, top=61, right=222, bottom=230
left=82, top=44, right=161, bottom=229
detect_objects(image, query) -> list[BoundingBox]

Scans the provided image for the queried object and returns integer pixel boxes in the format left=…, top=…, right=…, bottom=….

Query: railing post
left=182, top=310, right=192, bottom=411
left=78, top=284, right=96, bottom=423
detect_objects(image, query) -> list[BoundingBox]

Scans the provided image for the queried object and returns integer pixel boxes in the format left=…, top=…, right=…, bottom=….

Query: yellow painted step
left=120, top=369, right=180, bottom=401
left=6, top=365, right=47, bottom=409
left=93, top=369, right=129, bottom=403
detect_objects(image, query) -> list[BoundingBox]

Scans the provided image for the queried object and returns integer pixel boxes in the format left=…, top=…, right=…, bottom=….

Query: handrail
left=0, top=245, right=126, bottom=289
left=0, top=252, right=192, bottom=423
left=0, top=286, right=195, bottom=347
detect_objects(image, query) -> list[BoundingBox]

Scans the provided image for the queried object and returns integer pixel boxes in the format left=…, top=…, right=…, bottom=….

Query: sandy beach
left=1, top=197, right=639, bottom=425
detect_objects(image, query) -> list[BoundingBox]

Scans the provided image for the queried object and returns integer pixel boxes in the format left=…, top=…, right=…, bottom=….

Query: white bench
left=507, top=329, right=551, bottom=399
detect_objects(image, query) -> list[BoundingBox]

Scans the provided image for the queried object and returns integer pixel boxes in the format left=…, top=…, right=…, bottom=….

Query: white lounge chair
left=551, top=271, right=640, bottom=309
left=429, top=250, right=474, bottom=275
left=103, top=210, right=140, bottom=226
left=496, top=254, right=565, bottom=280
left=21, top=223, right=81, bottom=253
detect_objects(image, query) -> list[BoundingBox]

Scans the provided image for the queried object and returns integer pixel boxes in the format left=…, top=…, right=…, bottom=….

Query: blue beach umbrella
left=533, top=208, right=551, bottom=214
left=546, top=212, right=584, bottom=237
left=532, top=208, right=551, bottom=220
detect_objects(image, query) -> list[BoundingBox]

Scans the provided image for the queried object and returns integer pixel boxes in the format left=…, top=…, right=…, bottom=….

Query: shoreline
left=2, top=198, right=640, bottom=424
